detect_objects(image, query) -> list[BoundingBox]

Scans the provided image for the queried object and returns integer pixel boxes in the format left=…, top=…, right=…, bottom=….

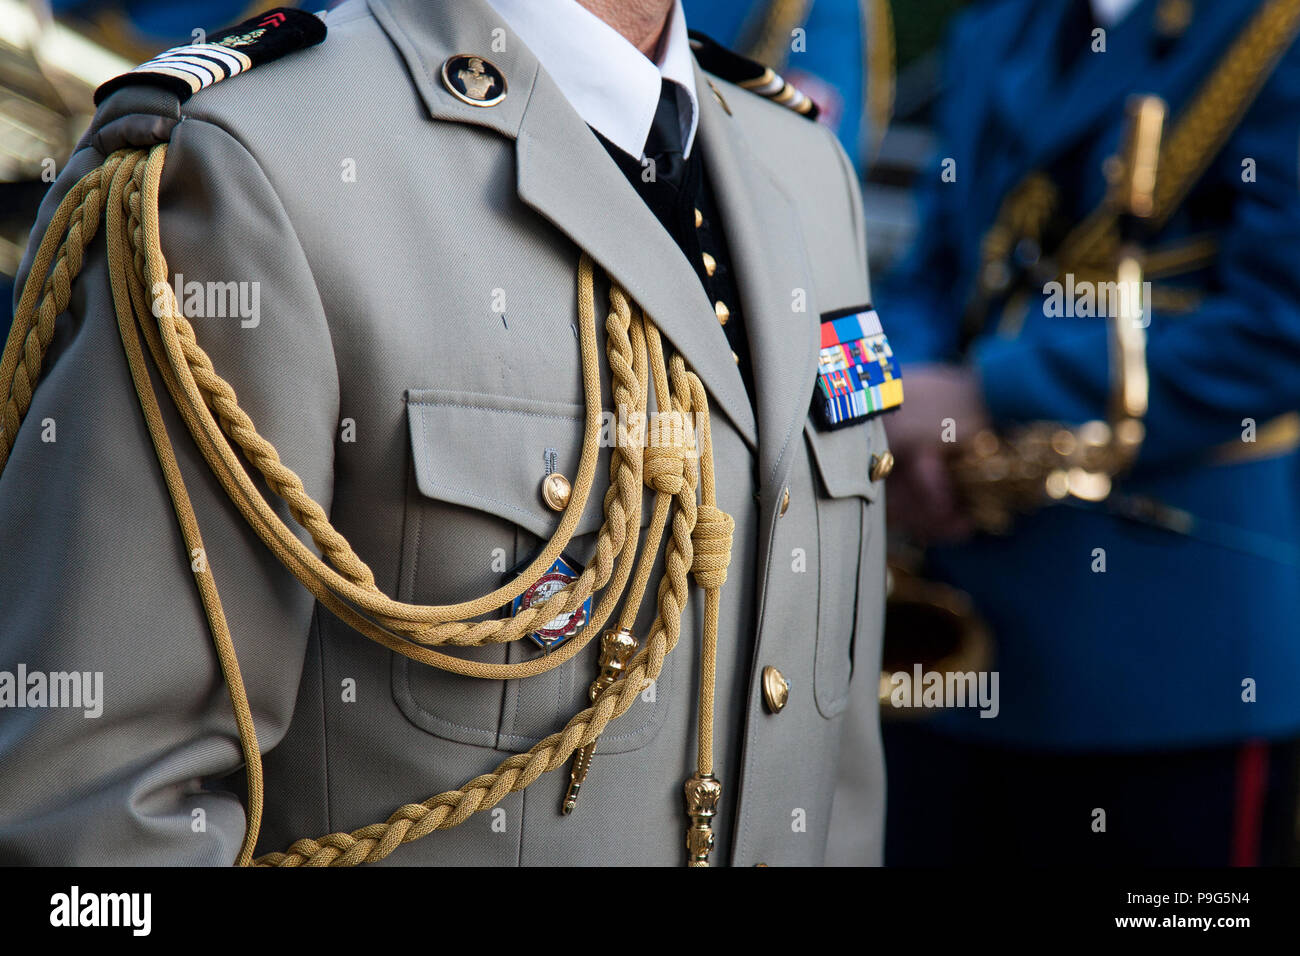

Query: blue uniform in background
left=683, top=0, right=873, bottom=172
left=50, top=0, right=268, bottom=45
left=879, top=0, right=1300, bottom=864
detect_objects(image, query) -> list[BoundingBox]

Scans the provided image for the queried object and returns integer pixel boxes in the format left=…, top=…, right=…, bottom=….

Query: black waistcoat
left=594, top=131, right=756, bottom=406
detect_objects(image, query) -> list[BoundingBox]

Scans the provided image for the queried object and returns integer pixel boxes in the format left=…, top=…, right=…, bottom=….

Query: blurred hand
left=884, top=363, right=991, bottom=543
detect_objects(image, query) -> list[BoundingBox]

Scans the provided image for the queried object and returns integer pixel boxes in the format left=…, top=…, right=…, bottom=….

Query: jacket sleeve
left=0, top=110, right=339, bottom=864
left=974, top=46, right=1300, bottom=467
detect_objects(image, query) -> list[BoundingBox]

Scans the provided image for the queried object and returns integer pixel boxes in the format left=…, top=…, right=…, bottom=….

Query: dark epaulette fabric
left=94, top=7, right=326, bottom=106
left=687, top=30, right=820, bottom=121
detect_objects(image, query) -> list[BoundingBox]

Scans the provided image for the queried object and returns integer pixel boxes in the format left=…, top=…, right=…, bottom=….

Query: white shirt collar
left=484, top=0, right=699, bottom=159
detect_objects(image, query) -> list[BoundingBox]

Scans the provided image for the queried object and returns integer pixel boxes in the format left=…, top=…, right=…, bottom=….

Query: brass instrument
left=953, top=94, right=1165, bottom=533
left=1, top=0, right=132, bottom=275
left=880, top=562, right=992, bottom=713
left=881, top=95, right=1168, bottom=709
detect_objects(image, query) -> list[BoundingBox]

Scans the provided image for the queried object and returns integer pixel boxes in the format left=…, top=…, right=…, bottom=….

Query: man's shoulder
left=711, top=70, right=839, bottom=159
left=707, top=63, right=858, bottom=223
left=687, top=32, right=820, bottom=122
left=703, top=58, right=867, bottom=304
left=688, top=33, right=848, bottom=193
left=86, top=1, right=389, bottom=149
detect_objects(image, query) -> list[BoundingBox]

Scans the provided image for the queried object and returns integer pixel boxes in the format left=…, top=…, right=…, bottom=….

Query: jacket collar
left=368, top=0, right=758, bottom=447
left=481, top=0, right=700, bottom=159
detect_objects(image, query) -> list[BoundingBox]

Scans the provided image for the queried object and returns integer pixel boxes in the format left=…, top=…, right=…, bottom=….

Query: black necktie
left=643, top=78, right=686, bottom=190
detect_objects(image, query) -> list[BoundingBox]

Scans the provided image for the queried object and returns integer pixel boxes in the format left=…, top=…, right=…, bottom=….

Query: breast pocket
left=803, top=417, right=887, bottom=718
left=393, top=387, right=668, bottom=754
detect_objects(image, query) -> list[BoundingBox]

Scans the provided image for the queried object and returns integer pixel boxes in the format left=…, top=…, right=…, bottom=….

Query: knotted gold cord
left=0, top=144, right=734, bottom=867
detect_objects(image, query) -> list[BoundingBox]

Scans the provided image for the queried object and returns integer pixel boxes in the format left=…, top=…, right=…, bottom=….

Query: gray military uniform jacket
left=0, top=0, right=886, bottom=866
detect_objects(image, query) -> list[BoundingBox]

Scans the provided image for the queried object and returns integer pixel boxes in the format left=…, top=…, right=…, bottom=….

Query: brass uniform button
left=869, top=450, right=895, bottom=482
left=702, top=251, right=717, bottom=276
left=541, top=472, right=571, bottom=511
left=694, top=207, right=703, bottom=228
left=779, top=487, right=790, bottom=516
left=714, top=300, right=730, bottom=325
left=731, top=350, right=740, bottom=364
left=762, top=666, right=790, bottom=713
left=440, top=54, right=507, bottom=107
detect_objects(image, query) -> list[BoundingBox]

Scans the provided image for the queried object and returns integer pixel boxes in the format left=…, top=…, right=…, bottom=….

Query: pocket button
left=762, top=665, right=791, bottom=713
left=541, top=472, right=571, bottom=511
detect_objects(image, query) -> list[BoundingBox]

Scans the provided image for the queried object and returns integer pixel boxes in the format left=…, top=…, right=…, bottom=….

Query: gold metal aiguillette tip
left=561, top=627, right=638, bottom=815
left=561, top=748, right=591, bottom=814
left=683, top=772, right=722, bottom=867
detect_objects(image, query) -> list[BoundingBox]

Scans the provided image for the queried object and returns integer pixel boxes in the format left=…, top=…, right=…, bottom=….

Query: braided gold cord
left=127, top=154, right=640, bottom=661
left=0, top=157, right=120, bottom=468
left=2, top=142, right=735, bottom=867
left=1151, top=0, right=1300, bottom=226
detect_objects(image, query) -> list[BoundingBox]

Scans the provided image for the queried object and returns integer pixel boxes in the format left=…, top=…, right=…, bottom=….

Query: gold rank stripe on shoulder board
left=93, top=7, right=326, bottom=106
left=687, top=31, right=820, bottom=120
left=736, top=66, right=817, bottom=116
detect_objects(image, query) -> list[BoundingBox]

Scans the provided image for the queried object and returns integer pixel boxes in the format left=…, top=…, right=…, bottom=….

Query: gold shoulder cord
left=865, top=0, right=896, bottom=160
left=969, top=0, right=1300, bottom=308
left=744, top=0, right=813, bottom=70
left=0, top=144, right=735, bottom=867
left=1057, top=0, right=1300, bottom=272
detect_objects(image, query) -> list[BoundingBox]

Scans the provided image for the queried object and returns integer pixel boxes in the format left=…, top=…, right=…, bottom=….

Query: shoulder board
left=687, top=30, right=819, bottom=121
left=94, top=7, right=326, bottom=107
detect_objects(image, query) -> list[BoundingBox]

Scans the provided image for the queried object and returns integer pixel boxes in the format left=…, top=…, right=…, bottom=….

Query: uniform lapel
left=514, top=71, right=757, bottom=446
left=369, top=0, right=757, bottom=447
left=694, top=68, right=820, bottom=493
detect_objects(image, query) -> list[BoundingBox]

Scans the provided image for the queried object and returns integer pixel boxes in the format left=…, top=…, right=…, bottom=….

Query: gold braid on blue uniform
left=687, top=30, right=820, bottom=120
